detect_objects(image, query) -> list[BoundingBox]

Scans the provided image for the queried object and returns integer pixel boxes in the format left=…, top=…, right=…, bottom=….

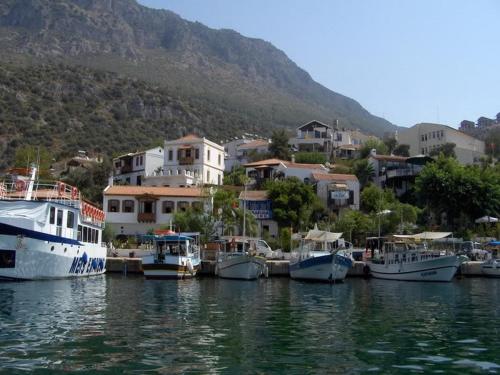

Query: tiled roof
left=311, top=173, right=358, bottom=182
left=243, top=158, right=326, bottom=170
left=176, top=134, right=202, bottom=142
left=237, top=139, right=269, bottom=150
left=238, top=190, right=268, bottom=201
left=370, top=155, right=408, bottom=162
left=104, top=185, right=205, bottom=197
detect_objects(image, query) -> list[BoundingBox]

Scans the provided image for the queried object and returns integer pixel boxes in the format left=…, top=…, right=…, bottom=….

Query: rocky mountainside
left=0, top=0, right=396, bottom=164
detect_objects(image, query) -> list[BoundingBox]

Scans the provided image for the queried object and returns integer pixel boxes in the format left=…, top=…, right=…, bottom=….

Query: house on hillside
left=112, top=147, right=164, bottom=186
left=238, top=190, right=278, bottom=238
left=368, top=150, right=432, bottom=197
left=163, top=134, right=225, bottom=186
left=312, top=173, right=360, bottom=214
left=224, top=138, right=270, bottom=171
left=243, top=158, right=329, bottom=186
left=288, top=120, right=334, bottom=156
left=398, top=123, right=485, bottom=165
left=103, top=185, right=210, bottom=235
left=336, top=144, right=362, bottom=159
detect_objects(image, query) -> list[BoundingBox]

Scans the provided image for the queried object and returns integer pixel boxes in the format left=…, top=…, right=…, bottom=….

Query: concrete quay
left=105, top=257, right=485, bottom=278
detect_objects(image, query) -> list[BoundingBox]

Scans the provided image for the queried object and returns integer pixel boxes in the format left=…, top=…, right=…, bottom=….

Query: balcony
left=137, top=212, right=156, bottom=223
left=179, top=156, right=194, bottom=165
left=120, top=164, right=133, bottom=173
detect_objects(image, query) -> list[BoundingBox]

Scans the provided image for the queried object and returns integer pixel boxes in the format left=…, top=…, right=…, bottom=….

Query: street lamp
left=377, top=209, right=392, bottom=250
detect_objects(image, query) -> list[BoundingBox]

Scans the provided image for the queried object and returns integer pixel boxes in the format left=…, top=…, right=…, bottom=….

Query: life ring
left=71, top=186, right=78, bottom=200
left=15, top=180, right=26, bottom=192
left=58, top=182, right=65, bottom=196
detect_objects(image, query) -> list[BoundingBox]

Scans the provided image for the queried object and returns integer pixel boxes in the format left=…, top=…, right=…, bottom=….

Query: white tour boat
left=0, top=167, right=107, bottom=280
left=140, top=231, right=201, bottom=279
left=289, top=228, right=353, bottom=282
left=367, top=232, right=461, bottom=282
left=481, top=241, right=500, bottom=277
left=215, top=237, right=267, bottom=280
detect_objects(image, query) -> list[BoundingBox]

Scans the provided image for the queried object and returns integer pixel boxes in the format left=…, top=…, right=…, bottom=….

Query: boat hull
left=216, top=254, right=266, bottom=280
left=0, top=233, right=106, bottom=280
left=289, top=253, right=352, bottom=282
left=142, top=255, right=199, bottom=280
left=481, top=260, right=500, bottom=278
left=369, top=255, right=460, bottom=282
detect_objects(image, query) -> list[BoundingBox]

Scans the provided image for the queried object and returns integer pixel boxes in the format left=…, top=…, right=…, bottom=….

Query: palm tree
left=353, top=159, right=375, bottom=188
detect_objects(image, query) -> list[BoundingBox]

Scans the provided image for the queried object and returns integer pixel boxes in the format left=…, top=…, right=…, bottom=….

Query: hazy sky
left=138, top=0, right=499, bottom=128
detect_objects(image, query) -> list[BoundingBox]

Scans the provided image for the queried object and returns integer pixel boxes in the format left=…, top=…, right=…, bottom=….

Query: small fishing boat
left=215, top=237, right=267, bottom=280
left=140, top=231, right=201, bottom=279
left=289, top=228, right=353, bottom=282
left=0, top=166, right=106, bottom=280
left=481, top=241, right=500, bottom=277
left=367, top=232, right=461, bottom=282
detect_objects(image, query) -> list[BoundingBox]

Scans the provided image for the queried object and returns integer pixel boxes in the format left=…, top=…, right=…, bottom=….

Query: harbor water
left=0, top=276, right=499, bottom=374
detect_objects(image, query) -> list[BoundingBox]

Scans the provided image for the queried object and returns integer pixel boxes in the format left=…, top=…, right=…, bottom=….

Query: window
left=77, top=225, right=82, bottom=241
left=50, top=206, right=55, bottom=224
left=421, top=135, right=424, bottom=142
left=207, top=149, right=211, bottom=161
left=108, top=199, right=120, bottom=212
left=162, top=201, right=175, bottom=214
left=142, top=201, right=154, bottom=214
left=136, top=175, right=141, bottom=186
left=440, top=130, right=444, bottom=137
left=122, top=200, right=135, bottom=213
left=135, top=157, right=139, bottom=166
left=218, top=153, right=221, bottom=165
left=195, top=148, right=200, bottom=159
left=140, top=155, right=144, bottom=165
left=186, top=149, right=191, bottom=158
left=207, top=170, right=210, bottom=182
left=67, top=211, right=75, bottom=229
left=83, top=226, right=88, bottom=243
left=192, top=201, right=203, bottom=212
left=168, top=150, right=173, bottom=161
left=421, top=148, right=425, bottom=154
left=348, top=191, right=354, bottom=205
left=56, top=210, right=63, bottom=227
left=433, top=131, right=436, bottom=139
left=218, top=174, right=221, bottom=185
left=178, top=201, right=189, bottom=212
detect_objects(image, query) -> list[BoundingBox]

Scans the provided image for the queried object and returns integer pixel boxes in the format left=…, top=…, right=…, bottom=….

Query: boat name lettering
left=69, top=253, right=105, bottom=274
left=420, top=270, right=437, bottom=277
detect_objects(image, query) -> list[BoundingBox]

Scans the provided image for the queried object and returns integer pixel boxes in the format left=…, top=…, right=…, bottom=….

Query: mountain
left=0, top=0, right=397, bottom=165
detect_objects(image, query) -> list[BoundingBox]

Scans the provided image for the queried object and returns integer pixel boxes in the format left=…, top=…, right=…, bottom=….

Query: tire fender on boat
left=363, top=264, right=371, bottom=277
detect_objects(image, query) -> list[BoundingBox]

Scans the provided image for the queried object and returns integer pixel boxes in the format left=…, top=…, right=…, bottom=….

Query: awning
left=305, top=229, right=343, bottom=242
left=393, top=232, right=452, bottom=240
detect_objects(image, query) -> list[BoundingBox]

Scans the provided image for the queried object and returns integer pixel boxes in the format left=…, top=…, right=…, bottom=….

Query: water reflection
left=0, top=276, right=498, bottom=374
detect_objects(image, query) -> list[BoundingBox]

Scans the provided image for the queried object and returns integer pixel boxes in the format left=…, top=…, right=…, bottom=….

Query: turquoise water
left=0, top=276, right=499, bottom=374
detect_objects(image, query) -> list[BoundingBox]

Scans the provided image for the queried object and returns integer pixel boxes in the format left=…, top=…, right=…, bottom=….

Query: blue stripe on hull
left=0, top=222, right=82, bottom=246
left=290, top=254, right=333, bottom=271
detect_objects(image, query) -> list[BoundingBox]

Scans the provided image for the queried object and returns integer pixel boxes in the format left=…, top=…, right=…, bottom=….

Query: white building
left=312, top=173, right=360, bottom=214
left=103, top=185, right=210, bottom=235
left=398, top=123, right=485, bottom=165
left=112, top=147, right=164, bottom=186
left=244, top=158, right=329, bottom=185
left=289, top=120, right=334, bottom=155
left=224, top=138, right=270, bottom=171
left=163, top=135, right=225, bottom=186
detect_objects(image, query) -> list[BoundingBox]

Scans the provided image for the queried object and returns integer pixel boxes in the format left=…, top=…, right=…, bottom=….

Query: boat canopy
left=393, top=232, right=452, bottom=241
left=139, top=234, right=194, bottom=242
left=304, top=230, right=343, bottom=242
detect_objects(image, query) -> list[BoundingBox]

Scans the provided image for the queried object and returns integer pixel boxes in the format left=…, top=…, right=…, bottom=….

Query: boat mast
left=24, top=165, right=37, bottom=201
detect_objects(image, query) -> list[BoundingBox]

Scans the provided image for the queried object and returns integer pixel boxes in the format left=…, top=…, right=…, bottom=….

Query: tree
left=360, top=139, right=388, bottom=158
left=334, top=210, right=375, bottom=246
left=265, top=177, right=319, bottom=231
left=14, top=146, right=53, bottom=179
left=383, top=137, right=398, bottom=154
left=223, top=166, right=247, bottom=186
left=415, top=155, right=500, bottom=230
left=353, top=159, right=375, bottom=188
left=269, top=129, right=291, bottom=160
left=173, top=208, right=217, bottom=243
left=294, top=152, right=327, bottom=164
left=393, top=144, right=410, bottom=157
left=429, top=142, right=456, bottom=158
left=360, top=183, right=396, bottom=214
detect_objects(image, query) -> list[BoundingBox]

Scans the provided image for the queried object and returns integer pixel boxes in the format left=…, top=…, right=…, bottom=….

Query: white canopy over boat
left=475, top=216, right=499, bottom=223
left=393, top=232, right=452, bottom=240
left=304, top=229, right=343, bottom=242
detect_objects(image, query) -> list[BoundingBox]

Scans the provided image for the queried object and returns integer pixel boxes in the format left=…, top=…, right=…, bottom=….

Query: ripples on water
left=0, top=276, right=499, bottom=374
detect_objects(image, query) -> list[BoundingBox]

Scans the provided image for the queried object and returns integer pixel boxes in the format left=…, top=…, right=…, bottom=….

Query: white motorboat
left=289, top=229, right=353, bottom=282
left=367, top=232, right=461, bottom=282
left=481, top=258, right=500, bottom=277
left=0, top=167, right=107, bottom=280
left=215, top=237, right=267, bottom=280
left=140, top=231, right=200, bottom=279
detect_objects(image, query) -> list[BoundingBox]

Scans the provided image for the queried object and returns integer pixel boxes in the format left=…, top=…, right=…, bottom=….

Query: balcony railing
left=138, top=212, right=156, bottom=223
left=179, top=156, right=194, bottom=165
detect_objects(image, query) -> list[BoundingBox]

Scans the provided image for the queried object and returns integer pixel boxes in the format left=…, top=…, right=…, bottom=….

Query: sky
left=138, top=0, right=500, bottom=128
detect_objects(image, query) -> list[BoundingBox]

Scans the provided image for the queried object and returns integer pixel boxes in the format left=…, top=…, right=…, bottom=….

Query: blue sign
left=243, top=200, right=272, bottom=219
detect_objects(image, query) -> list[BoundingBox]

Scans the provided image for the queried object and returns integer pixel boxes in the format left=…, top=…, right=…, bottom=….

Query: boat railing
left=0, top=180, right=81, bottom=208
